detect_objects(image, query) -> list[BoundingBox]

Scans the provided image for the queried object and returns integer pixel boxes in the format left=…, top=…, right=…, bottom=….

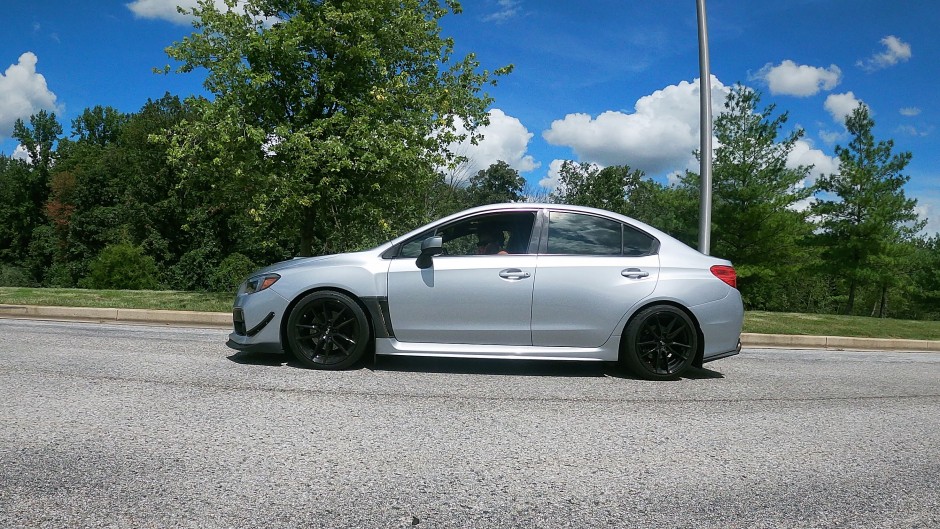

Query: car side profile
left=226, top=203, right=743, bottom=379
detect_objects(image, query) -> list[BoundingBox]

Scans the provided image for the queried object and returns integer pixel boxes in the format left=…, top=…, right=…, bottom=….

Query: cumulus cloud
left=12, top=144, right=31, bottom=162
left=0, top=52, right=58, bottom=138
left=446, top=109, right=539, bottom=181
left=915, top=199, right=940, bottom=237
left=900, top=107, right=921, bottom=117
left=857, top=35, right=912, bottom=72
left=542, top=77, right=730, bottom=177
left=787, top=138, right=839, bottom=185
left=127, top=0, right=267, bottom=25
left=753, top=60, right=841, bottom=97
left=824, top=92, right=863, bottom=124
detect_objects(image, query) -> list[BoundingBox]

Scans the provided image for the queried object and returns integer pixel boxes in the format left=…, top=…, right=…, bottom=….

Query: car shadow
left=227, top=351, right=726, bottom=380
left=371, top=355, right=617, bottom=377
left=227, top=351, right=294, bottom=367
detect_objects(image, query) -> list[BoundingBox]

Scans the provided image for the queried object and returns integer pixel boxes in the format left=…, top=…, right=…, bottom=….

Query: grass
left=744, top=311, right=940, bottom=341
left=2, top=287, right=940, bottom=341
left=0, top=287, right=232, bottom=313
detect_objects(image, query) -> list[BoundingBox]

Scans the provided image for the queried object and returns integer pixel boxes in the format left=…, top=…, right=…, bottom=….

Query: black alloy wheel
left=286, top=291, right=370, bottom=370
left=622, top=305, right=698, bottom=380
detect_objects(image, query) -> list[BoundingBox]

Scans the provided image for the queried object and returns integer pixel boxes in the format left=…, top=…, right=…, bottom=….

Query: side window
left=398, top=212, right=536, bottom=258
left=623, top=224, right=657, bottom=256
left=547, top=212, right=622, bottom=255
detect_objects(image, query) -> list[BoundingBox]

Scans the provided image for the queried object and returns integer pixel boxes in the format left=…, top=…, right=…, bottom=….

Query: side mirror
left=420, top=236, right=444, bottom=256
left=416, top=236, right=443, bottom=269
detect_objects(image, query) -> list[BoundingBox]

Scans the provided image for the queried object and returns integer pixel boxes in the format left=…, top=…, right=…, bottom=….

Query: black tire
left=621, top=305, right=698, bottom=380
left=285, top=291, right=370, bottom=370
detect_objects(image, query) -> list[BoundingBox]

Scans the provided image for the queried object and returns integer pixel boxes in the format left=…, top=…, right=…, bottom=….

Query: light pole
left=696, top=0, right=712, bottom=255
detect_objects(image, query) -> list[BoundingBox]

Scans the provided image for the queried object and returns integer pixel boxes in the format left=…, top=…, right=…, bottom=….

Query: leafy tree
left=164, top=0, right=510, bottom=256
left=811, top=104, right=924, bottom=314
left=467, top=160, right=525, bottom=206
left=546, top=161, right=697, bottom=243
left=682, top=85, right=814, bottom=305
left=11, top=111, right=63, bottom=269
left=71, top=106, right=129, bottom=147
left=0, top=157, right=36, bottom=263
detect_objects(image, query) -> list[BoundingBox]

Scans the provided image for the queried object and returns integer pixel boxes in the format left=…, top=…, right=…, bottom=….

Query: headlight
left=239, top=273, right=280, bottom=295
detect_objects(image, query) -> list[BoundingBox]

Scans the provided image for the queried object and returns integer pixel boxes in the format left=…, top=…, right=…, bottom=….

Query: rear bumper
left=702, top=339, right=742, bottom=364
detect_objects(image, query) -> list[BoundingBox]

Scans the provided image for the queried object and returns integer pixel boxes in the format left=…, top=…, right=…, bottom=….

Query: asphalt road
left=1, top=319, right=938, bottom=529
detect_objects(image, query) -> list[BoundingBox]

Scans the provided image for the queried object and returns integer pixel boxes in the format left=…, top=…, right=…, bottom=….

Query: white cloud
left=818, top=129, right=846, bottom=145
left=857, top=35, right=912, bottom=72
left=542, top=76, right=731, bottom=177
left=900, top=107, right=921, bottom=117
left=446, top=109, right=539, bottom=181
left=12, top=144, right=31, bottom=162
left=539, top=159, right=582, bottom=191
left=897, top=124, right=932, bottom=137
left=824, top=92, right=862, bottom=124
left=915, top=198, right=940, bottom=237
left=753, top=60, right=841, bottom=97
left=482, top=0, right=522, bottom=23
left=0, top=52, right=58, bottom=138
left=787, top=139, right=839, bottom=185
left=126, top=0, right=266, bottom=25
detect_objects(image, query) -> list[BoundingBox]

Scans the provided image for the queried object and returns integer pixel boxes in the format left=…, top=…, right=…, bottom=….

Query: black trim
left=702, top=346, right=740, bottom=364
left=246, top=311, right=275, bottom=337
left=362, top=296, right=395, bottom=339
left=225, top=338, right=284, bottom=354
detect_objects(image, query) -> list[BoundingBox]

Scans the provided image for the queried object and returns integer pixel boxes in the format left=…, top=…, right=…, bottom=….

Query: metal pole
left=696, top=0, right=712, bottom=255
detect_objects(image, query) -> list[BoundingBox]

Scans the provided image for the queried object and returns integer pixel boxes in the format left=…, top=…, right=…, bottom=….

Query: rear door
left=530, top=210, right=660, bottom=347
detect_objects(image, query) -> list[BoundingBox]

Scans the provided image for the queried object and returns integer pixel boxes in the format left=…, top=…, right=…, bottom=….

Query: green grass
left=2, top=287, right=940, bottom=340
left=744, top=311, right=940, bottom=341
left=0, top=287, right=232, bottom=313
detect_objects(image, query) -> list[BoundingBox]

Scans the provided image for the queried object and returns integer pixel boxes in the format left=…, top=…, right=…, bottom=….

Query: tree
left=164, top=0, right=510, bottom=256
left=811, top=104, right=924, bottom=314
left=467, top=160, right=525, bottom=206
left=682, top=85, right=814, bottom=305
left=549, top=161, right=643, bottom=215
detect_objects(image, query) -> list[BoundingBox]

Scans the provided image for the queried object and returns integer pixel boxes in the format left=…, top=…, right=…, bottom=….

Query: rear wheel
left=286, top=291, right=369, bottom=370
left=621, top=305, right=698, bottom=380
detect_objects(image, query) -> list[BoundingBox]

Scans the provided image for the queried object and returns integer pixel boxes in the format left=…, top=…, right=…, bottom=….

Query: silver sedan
left=226, top=203, right=743, bottom=379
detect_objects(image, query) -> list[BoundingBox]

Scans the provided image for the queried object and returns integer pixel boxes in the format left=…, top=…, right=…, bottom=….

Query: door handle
left=621, top=268, right=649, bottom=279
left=499, top=268, right=531, bottom=280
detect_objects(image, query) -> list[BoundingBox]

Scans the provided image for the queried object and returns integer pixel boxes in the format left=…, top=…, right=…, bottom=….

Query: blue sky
left=3, top=0, right=938, bottom=234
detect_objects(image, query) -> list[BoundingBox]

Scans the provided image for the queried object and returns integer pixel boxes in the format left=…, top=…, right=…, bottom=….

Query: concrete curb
left=741, top=332, right=940, bottom=353
left=1, top=304, right=938, bottom=352
left=0, top=304, right=230, bottom=328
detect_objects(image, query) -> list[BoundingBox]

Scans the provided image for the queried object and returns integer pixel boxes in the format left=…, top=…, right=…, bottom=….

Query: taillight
left=710, top=265, right=737, bottom=289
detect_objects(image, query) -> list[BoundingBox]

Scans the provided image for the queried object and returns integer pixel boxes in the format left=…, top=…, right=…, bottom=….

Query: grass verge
left=0, top=287, right=232, bottom=313
left=744, top=311, right=940, bottom=341
left=2, top=287, right=940, bottom=340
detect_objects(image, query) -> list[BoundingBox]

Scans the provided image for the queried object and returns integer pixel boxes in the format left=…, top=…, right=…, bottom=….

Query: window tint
left=398, top=212, right=536, bottom=258
left=623, top=224, right=657, bottom=256
left=547, top=212, right=622, bottom=255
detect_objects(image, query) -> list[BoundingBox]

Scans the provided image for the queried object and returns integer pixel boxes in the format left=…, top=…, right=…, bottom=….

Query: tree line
left=0, top=0, right=938, bottom=320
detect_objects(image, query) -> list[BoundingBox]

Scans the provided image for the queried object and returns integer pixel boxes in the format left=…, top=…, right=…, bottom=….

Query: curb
left=741, top=332, right=940, bottom=353
left=0, top=304, right=230, bottom=329
left=1, top=304, right=938, bottom=353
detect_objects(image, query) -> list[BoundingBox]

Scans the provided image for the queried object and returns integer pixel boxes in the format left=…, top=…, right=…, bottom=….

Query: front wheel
left=286, top=291, right=370, bottom=370
left=621, top=305, right=698, bottom=380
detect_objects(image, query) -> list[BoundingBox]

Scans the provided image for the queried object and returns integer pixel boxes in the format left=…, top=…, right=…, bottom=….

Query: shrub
left=0, top=264, right=37, bottom=287
left=83, top=243, right=159, bottom=290
left=166, top=247, right=219, bottom=291
left=210, top=253, right=257, bottom=294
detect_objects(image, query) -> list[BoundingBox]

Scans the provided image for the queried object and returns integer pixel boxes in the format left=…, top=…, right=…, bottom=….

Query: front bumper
left=225, top=289, right=290, bottom=355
